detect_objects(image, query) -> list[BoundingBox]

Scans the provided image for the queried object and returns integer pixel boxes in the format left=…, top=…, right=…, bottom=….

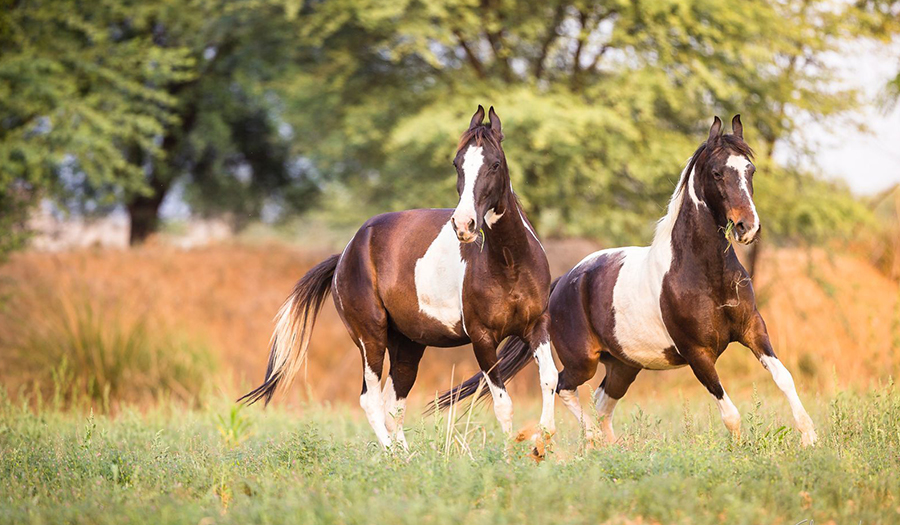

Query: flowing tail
left=428, top=277, right=562, bottom=413
left=238, top=254, right=340, bottom=406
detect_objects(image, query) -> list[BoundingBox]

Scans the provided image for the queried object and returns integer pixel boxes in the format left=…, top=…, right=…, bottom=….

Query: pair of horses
left=240, top=106, right=818, bottom=450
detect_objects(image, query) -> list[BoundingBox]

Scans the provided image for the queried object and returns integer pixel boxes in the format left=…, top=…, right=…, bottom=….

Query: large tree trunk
left=127, top=190, right=167, bottom=245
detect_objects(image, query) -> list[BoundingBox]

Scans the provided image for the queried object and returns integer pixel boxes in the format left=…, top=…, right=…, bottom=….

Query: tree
left=0, top=0, right=191, bottom=255
left=277, top=0, right=873, bottom=246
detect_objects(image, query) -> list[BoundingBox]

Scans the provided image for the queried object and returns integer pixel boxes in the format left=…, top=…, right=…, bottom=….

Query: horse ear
left=469, top=105, right=485, bottom=129
left=707, top=116, right=723, bottom=143
left=488, top=106, right=502, bottom=137
left=731, top=114, right=743, bottom=140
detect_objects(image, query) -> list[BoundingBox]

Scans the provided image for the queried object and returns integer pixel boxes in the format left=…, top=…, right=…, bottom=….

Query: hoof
left=801, top=429, right=818, bottom=447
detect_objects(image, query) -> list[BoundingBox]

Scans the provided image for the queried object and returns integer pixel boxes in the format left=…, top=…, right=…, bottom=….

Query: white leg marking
left=559, top=389, right=596, bottom=440
left=593, top=387, right=619, bottom=443
left=382, top=377, right=408, bottom=449
left=760, top=355, right=817, bottom=446
left=533, top=341, right=558, bottom=433
left=358, top=343, right=392, bottom=448
left=715, top=392, right=742, bottom=438
left=482, top=372, right=513, bottom=435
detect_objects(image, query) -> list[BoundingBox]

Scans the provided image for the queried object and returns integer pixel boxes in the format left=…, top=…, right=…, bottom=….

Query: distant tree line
left=1, top=0, right=897, bottom=255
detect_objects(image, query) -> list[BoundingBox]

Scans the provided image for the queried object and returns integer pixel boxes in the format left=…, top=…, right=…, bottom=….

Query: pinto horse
left=240, top=106, right=558, bottom=448
left=440, top=116, right=818, bottom=447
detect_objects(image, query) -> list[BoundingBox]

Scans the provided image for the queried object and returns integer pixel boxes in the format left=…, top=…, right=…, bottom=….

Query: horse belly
left=611, top=249, right=682, bottom=370
left=411, top=222, right=466, bottom=339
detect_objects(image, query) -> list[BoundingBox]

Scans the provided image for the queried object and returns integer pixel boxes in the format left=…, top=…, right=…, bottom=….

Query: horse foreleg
left=471, top=335, right=513, bottom=436
left=684, top=348, right=742, bottom=440
left=743, top=312, right=817, bottom=447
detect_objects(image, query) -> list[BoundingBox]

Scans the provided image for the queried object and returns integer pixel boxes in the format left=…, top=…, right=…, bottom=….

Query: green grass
left=1, top=386, right=899, bottom=525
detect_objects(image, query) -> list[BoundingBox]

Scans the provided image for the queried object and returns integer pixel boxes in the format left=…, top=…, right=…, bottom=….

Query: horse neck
left=481, top=189, right=536, bottom=267
left=651, top=176, right=737, bottom=284
left=672, top=189, right=739, bottom=279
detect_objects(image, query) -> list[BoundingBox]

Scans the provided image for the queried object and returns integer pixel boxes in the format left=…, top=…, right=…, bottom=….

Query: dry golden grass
left=0, top=238, right=897, bottom=409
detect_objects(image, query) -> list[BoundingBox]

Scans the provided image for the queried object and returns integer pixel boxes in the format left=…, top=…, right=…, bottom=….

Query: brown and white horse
left=240, top=106, right=557, bottom=448
left=441, top=116, right=818, bottom=447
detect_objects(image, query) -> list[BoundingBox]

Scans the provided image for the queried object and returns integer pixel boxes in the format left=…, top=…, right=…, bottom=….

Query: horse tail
left=428, top=276, right=563, bottom=413
left=239, top=254, right=340, bottom=406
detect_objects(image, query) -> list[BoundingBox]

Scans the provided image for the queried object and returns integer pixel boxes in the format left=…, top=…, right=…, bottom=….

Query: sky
left=778, top=39, right=900, bottom=196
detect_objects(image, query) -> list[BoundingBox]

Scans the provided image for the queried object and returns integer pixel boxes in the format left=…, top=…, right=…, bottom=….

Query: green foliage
left=279, top=0, right=872, bottom=245
left=1, top=389, right=900, bottom=523
left=0, top=0, right=193, bottom=239
left=756, top=166, right=876, bottom=243
left=2, top=0, right=896, bottom=251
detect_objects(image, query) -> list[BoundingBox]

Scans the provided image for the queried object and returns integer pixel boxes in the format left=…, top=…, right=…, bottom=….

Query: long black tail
left=238, top=254, right=339, bottom=406
left=428, top=277, right=562, bottom=413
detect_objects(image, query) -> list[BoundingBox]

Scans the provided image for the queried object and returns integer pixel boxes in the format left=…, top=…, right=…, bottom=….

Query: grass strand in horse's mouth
left=722, top=220, right=736, bottom=251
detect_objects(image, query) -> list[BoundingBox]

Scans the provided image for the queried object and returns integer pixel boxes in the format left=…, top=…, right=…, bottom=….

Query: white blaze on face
left=726, top=155, right=759, bottom=238
left=452, top=145, right=484, bottom=233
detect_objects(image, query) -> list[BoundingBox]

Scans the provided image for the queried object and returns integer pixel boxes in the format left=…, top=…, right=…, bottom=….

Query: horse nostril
left=734, top=221, right=747, bottom=236
left=466, top=219, right=476, bottom=233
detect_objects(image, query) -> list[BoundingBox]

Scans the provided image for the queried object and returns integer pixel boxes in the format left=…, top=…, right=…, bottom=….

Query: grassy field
left=2, top=386, right=899, bottom=525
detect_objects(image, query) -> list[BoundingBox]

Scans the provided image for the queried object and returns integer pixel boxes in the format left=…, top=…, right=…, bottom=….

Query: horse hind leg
left=593, top=356, right=641, bottom=444
left=383, top=330, right=426, bottom=450
left=555, top=342, right=601, bottom=441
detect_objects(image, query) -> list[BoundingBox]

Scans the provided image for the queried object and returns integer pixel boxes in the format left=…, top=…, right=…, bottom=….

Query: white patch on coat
left=687, top=166, right=702, bottom=208
left=484, top=208, right=504, bottom=228
left=358, top=342, right=391, bottom=447
left=414, top=222, right=466, bottom=332
left=572, top=248, right=622, bottom=273
left=533, top=341, right=558, bottom=432
left=482, top=372, right=513, bottom=434
left=382, top=377, right=408, bottom=449
left=608, top=163, right=692, bottom=370
left=726, top=155, right=760, bottom=238
left=715, top=392, right=741, bottom=436
left=453, top=146, right=484, bottom=228
left=760, top=355, right=817, bottom=446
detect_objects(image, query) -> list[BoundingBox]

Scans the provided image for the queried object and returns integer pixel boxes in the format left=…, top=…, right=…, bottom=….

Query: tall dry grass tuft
left=0, top=283, right=215, bottom=410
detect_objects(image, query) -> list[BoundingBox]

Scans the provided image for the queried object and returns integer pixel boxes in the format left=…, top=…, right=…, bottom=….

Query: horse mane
left=652, top=133, right=754, bottom=247
left=456, top=124, right=502, bottom=155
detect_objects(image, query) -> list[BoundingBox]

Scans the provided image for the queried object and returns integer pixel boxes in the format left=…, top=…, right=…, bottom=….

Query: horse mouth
left=456, top=233, right=478, bottom=244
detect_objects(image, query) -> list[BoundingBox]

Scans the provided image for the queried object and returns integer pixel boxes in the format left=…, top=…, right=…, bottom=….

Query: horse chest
left=413, top=222, right=466, bottom=333
left=610, top=247, right=682, bottom=370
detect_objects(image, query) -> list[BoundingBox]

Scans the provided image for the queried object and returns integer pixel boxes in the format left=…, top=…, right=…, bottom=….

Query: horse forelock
left=675, top=134, right=754, bottom=196
left=456, top=125, right=502, bottom=156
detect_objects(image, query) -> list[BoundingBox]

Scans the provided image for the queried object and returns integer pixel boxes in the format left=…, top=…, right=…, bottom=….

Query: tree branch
left=453, top=30, right=486, bottom=79
left=533, top=2, right=567, bottom=81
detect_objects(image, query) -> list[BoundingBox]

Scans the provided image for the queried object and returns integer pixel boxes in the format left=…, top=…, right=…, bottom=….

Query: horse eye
left=713, top=170, right=724, bottom=180
left=491, top=161, right=501, bottom=170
